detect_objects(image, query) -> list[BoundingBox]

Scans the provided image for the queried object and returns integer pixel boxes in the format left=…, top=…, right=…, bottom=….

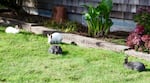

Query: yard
left=0, top=26, right=150, bottom=83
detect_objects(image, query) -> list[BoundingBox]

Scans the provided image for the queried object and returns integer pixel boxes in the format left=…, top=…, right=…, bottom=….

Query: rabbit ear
left=50, top=34, right=52, bottom=38
left=47, top=34, right=50, bottom=37
left=47, top=34, right=53, bottom=38
left=15, top=25, right=19, bottom=29
left=125, top=55, right=129, bottom=60
left=124, top=55, right=129, bottom=64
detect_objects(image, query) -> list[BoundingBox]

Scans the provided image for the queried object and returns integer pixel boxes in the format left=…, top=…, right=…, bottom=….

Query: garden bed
left=0, top=9, right=128, bottom=45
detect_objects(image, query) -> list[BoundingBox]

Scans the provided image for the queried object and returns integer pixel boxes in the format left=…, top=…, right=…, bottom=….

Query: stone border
left=0, top=17, right=150, bottom=61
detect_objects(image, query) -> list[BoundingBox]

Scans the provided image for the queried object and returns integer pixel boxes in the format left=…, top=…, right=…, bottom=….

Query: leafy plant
left=141, top=35, right=150, bottom=42
left=83, top=0, right=113, bottom=37
left=126, top=25, right=150, bottom=53
left=142, top=35, right=150, bottom=53
left=134, top=24, right=144, bottom=35
left=133, top=7, right=150, bottom=34
left=129, top=7, right=150, bottom=52
left=126, top=32, right=143, bottom=49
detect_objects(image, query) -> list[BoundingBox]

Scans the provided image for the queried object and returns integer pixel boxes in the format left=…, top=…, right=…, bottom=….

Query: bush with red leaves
left=141, top=35, right=150, bottom=42
left=145, top=41, right=150, bottom=49
left=126, top=32, right=143, bottom=49
left=134, top=24, right=144, bottom=35
left=142, top=35, right=150, bottom=51
left=126, top=25, right=150, bottom=53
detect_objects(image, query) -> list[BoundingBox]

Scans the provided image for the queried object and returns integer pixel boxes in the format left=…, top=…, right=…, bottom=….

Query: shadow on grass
left=19, top=31, right=34, bottom=35
left=0, top=25, right=6, bottom=32
left=61, top=42, right=70, bottom=45
left=145, top=68, right=150, bottom=72
left=49, top=43, right=71, bottom=46
left=61, top=42, right=78, bottom=46
left=19, top=31, right=46, bottom=38
left=0, top=29, right=4, bottom=32
left=62, top=51, right=69, bottom=56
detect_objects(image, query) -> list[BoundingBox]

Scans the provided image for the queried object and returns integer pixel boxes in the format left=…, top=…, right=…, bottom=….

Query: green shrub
left=83, top=0, right=113, bottom=37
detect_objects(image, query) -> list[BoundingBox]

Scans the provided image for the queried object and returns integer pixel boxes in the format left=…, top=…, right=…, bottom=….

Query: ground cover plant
left=0, top=26, right=150, bottom=83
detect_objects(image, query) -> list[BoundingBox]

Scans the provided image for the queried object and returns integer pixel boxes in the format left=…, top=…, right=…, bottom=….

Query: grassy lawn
left=0, top=26, right=150, bottom=83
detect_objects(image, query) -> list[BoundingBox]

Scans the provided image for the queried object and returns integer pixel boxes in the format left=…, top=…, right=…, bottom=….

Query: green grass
left=0, top=26, right=150, bottom=83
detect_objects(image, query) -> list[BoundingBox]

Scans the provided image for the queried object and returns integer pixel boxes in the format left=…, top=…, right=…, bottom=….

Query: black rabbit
left=124, top=56, right=146, bottom=72
left=49, top=45, right=62, bottom=55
